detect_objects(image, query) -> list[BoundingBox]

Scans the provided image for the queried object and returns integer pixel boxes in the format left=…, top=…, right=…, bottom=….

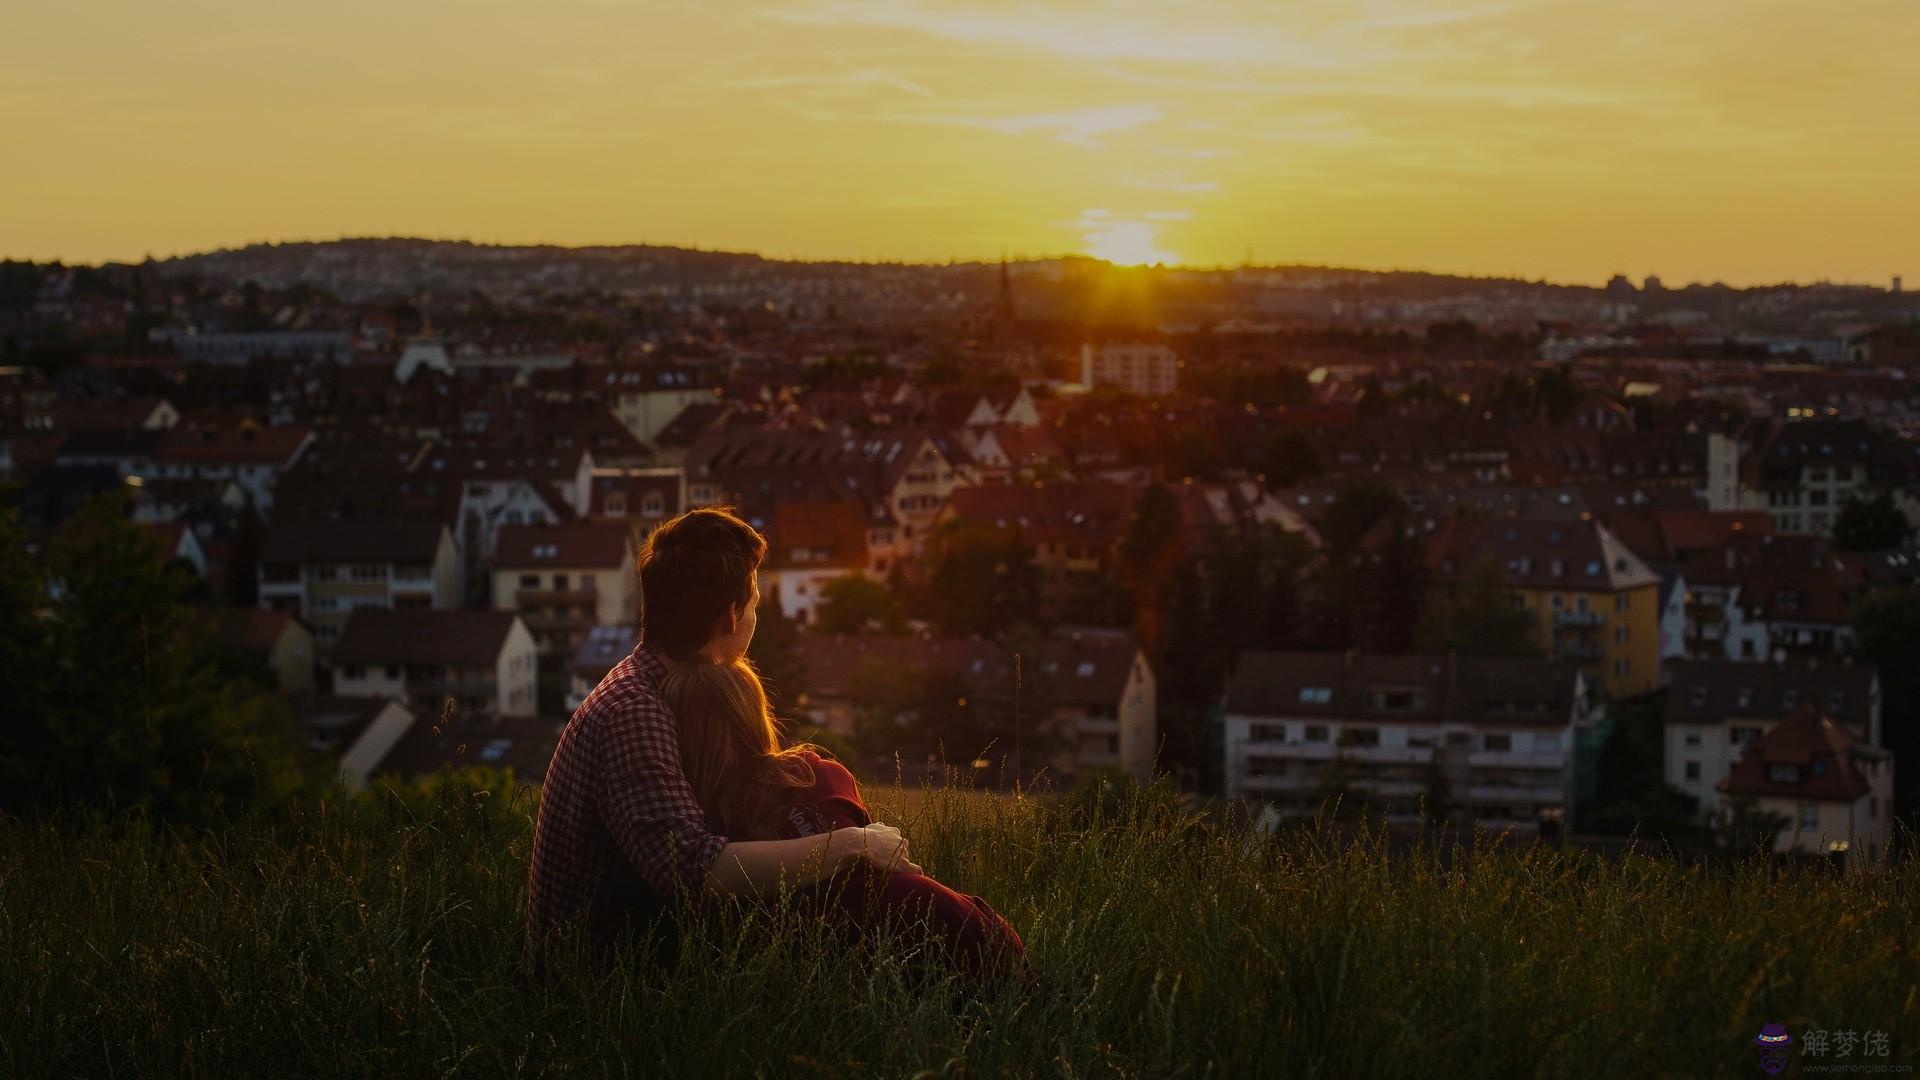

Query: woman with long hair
left=658, top=655, right=1026, bottom=979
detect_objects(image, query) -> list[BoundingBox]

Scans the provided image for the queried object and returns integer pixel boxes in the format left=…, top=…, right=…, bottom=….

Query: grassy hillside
left=3, top=775, right=1916, bottom=1078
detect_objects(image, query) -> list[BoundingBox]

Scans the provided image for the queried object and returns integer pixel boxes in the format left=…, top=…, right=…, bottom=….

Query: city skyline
left=4, top=1, right=1918, bottom=286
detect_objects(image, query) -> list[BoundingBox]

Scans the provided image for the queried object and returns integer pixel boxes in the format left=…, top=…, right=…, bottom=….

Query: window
left=1684, top=761, right=1701, bottom=781
left=1799, top=802, right=1819, bottom=830
left=1730, top=725, right=1761, bottom=746
left=1614, top=625, right=1629, bottom=645
left=1483, top=733, right=1512, bottom=752
left=1615, top=593, right=1629, bottom=612
left=1250, top=724, right=1286, bottom=742
left=1811, top=760, right=1826, bottom=777
left=385, top=666, right=400, bottom=679
left=1782, top=689, right=1801, bottom=709
left=1339, top=727, right=1380, bottom=748
left=1735, top=688, right=1754, bottom=710
left=1769, top=764, right=1801, bottom=783
left=1297, top=686, right=1332, bottom=705
left=1690, top=686, right=1709, bottom=707
left=341, top=665, right=366, bottom=680
left=1684, top=732, right=1702, bottom=748
left=1826, top=690, right=1844, bottom=713
left=1303, top=725, right=1329, bottom=743
left=519, top=574, right=539, bottom=588
left=605, top=493, right=627, bottom=516
left=554, top=574, right=570, bottom=590
left=1870, top=796, right=1878, bottom=819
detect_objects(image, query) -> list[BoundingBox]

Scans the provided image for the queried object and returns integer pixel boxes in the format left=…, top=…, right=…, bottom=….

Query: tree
left=814, top=574, right=906, bottom=635
left=1851, top=589, right=1920, bottom=826
left=1833, top=492, right=1913, bottom=551
left=0, top=496, right=317, bottom=824
left=1117, top=483, right=1184, bottom=657
left=1258, top=428, right=1322, bottom=488
left=916, top=522, right=1044, bottom=638
left=1416, top=558, right=1543, bottom=658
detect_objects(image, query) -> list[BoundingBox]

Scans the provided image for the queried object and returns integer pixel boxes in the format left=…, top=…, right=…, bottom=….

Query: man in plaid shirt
left=525, top=508, right=918, bottom=971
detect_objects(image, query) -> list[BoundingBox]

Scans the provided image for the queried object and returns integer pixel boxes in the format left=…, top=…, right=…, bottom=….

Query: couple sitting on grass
left=526, top=508, right=1025, bottom=981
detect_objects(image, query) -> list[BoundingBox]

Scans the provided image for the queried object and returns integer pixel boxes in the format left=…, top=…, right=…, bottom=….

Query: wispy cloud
left=1122, top=175, right=1218, bottom=194
left=910, top=103, right=1164, bottom=147
left=725, top=68, right=934, bottom=97
left=767, top=1, right=1371, bottom=68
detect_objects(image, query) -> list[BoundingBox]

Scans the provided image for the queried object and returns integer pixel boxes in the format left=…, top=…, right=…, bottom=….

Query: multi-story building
left=491, top=522, right=637, bottom=708
left=257, top=517, right=461, bottom=647
left=1222, top=651, right=1604, bottom=832
left=1428, top=517, right=1662, bottom=697
left=1707, top=419, right=1896, bottom=536
left=1662, top=659, right=1879, bottom=817
left=148, top=420, right=315, bottom=516
left=1716, top=704, right=1893, bottom=869
left=333, top=609, right=538, bottom=719
left=1080, top=342, right=1178, bottom=397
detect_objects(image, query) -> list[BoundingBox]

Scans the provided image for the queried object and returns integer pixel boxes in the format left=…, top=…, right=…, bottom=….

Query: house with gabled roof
left=1663, top=658, right=1879, bottom=817
left=333, top=609, right=537, bottom=719
left=1716, top=704, right=1893, bottom=868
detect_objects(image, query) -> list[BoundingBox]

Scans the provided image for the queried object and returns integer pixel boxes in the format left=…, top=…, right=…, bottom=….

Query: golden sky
left=3, top=0, right=1916, bottom=284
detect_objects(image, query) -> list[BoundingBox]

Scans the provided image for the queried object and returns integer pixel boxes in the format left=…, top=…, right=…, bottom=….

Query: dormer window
left=1297, top=686, right=1332, bottom=705
left=1768, top=764, right=1800, bottom=784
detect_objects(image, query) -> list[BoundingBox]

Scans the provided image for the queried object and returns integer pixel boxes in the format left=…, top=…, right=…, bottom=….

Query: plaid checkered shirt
left=524, top=643, right=728, bottom=967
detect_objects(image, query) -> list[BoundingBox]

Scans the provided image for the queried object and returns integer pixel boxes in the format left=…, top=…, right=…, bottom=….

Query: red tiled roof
left=1716, top=704, right=1884, bottom=802
left=335, top=610, right=523, bottom=668
left=154, top=422, right=313, bottom=465
left=494, top=521, right=633, bottom=570
left=767, top=501, right=869, bottom=570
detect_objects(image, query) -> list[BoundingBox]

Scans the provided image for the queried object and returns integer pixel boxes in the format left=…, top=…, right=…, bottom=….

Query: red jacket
left=781, top=751, right=1026, bottom=979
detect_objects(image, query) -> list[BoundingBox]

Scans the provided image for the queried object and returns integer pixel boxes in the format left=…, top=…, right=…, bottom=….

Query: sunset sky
left=3, top=0, right=1916, bottom=284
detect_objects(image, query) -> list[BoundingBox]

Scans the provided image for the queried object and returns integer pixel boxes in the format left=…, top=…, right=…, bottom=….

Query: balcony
left=1466, top=750, right=1568, bottom=770
left=1555, top=609, right=1605, bottom=627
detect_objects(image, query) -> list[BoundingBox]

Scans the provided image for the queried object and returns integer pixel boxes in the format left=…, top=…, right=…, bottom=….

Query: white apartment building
left=1080, top=342, right=1178, bottom=397
left=1223, top=652, right=1603, bottom=831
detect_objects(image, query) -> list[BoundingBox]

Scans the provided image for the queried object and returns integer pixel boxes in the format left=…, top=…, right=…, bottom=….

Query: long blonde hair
left=659, top=657, right=819, bottom=840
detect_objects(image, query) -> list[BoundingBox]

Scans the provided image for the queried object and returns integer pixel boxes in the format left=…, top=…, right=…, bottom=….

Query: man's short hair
left=638, top=507, right=767, bottom=660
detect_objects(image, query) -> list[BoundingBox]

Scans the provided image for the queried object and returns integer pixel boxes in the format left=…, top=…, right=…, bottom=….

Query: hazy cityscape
left=6, top=239, right=1920, bottom=862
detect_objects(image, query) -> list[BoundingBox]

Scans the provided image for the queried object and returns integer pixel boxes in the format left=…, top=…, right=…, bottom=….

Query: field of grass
left=3, top=774, right=1918, bottom=1078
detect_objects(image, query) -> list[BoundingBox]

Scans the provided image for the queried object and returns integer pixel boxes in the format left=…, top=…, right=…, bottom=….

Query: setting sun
left=1081, top=211, right=1179, bottom=267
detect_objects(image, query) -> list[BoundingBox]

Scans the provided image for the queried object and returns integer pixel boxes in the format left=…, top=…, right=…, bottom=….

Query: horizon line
left=5, top=233, right=1909, bottom=295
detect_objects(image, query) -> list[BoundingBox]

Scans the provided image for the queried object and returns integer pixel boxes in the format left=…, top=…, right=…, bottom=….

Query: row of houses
left=1221, top=652, right=1893, bottom=867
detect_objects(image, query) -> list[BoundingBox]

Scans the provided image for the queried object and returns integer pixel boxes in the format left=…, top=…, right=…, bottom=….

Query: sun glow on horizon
left=1081, top=211, right=1180, bottom=267
left=0, top=1, right=1916, bottom=283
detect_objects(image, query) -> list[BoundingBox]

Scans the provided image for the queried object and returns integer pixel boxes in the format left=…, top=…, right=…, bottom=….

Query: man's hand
left=830, top=822, right=922, bottom=875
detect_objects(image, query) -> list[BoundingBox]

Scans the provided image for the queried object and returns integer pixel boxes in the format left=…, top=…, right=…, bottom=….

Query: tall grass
left=2, top=775, right=1916, bottom=1078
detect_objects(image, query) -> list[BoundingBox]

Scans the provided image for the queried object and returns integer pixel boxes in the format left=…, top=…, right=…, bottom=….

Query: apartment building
left=1223, top=651, right=1603, bottom=832
left=1429, top=517, right=1661, bottom=696
left=257, top=517, right=461, bottom=646
left=333, top=609, right=538, bottom=719
left=1662, top=659, right=1879, bottom=817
